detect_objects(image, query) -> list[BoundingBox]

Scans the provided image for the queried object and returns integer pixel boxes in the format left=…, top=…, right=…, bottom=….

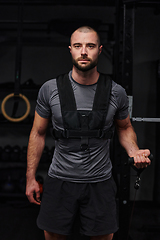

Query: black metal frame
left=114, top=0, right=160, bottom=239
left=0, top=0, right=115, bottom=6
left=113, top=1, right=135, bottom=239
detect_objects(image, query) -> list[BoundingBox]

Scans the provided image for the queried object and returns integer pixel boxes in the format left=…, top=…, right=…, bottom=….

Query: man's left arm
left=115, top=114, right=151, bottom=168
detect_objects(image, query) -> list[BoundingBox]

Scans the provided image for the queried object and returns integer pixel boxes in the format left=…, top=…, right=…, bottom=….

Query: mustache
left=77, top=57, right=91, bottom=61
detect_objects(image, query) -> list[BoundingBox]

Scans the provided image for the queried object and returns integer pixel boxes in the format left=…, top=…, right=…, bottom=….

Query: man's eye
left=88, top=45, right=95, bottom=49
left=75, top=45, right=80, bottom=48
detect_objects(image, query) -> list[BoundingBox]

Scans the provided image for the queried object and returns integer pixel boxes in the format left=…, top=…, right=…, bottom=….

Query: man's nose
left=81, top=46, right=87, bottom=55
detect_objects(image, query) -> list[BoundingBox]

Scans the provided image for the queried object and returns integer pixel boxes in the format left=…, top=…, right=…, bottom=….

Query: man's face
left=69, top=30, right=102, bottom=72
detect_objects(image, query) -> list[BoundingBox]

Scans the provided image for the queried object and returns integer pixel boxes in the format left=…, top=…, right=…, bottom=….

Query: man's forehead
left=71, top=30, right=99, bottom=44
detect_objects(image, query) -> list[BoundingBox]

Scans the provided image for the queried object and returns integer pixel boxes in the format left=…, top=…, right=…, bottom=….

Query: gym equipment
left=113, top=2, right=158, bottom=239
left=1, top=176, right=16, bottom=193
left=1, top=0, right=30, bottom=122
left=128, top=153, right=153, bottom=165
left=154, top=59, right=160, bottom=202
left=1, top=93, right=30, bottom=122
left=1, top=145, right=12, bottom=162
left=19, top=146, right=27, bottom=162
left=127, top=154, right=153, bottom=240
left=113, top=3, right=135, bottom=239
left=128, top=154, right=153, bottom=189
left=18, top=176, right=26, bottom=193
left=10, top=145, right=21, bottom=162
left=132, top=117, right=160, bottom=123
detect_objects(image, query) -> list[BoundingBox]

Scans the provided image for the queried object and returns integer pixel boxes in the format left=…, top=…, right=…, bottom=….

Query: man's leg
left=90, top=233, right=114, bottom=240
left=44, top=231, right=67, bottom=240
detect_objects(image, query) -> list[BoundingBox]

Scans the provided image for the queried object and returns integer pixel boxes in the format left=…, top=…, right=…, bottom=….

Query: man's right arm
left=26, top=111, right=50, bottom=205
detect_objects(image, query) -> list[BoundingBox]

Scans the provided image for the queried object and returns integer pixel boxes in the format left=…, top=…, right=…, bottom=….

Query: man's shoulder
left=39, top=72, right=71, bottom=93
left=43, top=77, right=56, bottom=85
left=40, top=78, right=57, bottom=90
left=111, top=80, right=126, bottom=93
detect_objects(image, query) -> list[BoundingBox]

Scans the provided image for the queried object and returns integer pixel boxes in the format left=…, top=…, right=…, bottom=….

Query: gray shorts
left=37, top=175, right=118, bottom=236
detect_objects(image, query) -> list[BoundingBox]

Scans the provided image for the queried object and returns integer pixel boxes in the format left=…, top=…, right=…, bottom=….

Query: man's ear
left=99, top=45, right=103, bottom=55
left=68, top=46, right=71, bottom=52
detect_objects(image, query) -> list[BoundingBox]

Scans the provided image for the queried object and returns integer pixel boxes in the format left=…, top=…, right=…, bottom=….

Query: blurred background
left=0, top=1, right=160, bottom=239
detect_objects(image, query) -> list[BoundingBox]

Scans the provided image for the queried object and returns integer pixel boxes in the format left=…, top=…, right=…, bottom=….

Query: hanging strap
left=12, top=0, right=24, bottom=118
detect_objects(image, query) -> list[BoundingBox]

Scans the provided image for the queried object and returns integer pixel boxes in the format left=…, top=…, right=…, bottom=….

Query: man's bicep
left=115, top=114, right=132, bottom=130
left=32, top=111, right=50, bottom=135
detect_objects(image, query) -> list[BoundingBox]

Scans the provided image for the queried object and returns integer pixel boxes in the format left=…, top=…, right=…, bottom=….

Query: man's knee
left=44, top=231, right=67, bottom=240
left=90, top=233, right=114, bottom=240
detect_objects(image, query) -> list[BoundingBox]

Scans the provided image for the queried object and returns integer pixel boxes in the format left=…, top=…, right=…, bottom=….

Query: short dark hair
left=70, top=26, right=101, bottom=46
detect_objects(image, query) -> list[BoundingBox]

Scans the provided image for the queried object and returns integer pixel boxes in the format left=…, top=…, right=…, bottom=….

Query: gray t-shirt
left=36, top=71, right=129, bottom=183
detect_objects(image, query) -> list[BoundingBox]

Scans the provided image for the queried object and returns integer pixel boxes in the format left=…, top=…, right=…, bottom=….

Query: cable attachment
left=128, top=154, right=153, bottom=189
left=134, top=176, right=141, bottom=190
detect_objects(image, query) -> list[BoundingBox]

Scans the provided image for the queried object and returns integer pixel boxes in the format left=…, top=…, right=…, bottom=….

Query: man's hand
left=26, top=178, right=41, bottom=205
left=131, top=149, right=151, bottom=169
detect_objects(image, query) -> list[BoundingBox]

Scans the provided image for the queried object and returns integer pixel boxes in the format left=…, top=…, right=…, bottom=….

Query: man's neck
left=71, top=66, right=99, bottom=85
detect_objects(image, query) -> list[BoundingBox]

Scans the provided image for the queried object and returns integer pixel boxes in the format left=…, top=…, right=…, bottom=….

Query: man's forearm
left=115, top=116, right=150, bottom=168
left=117, top=124, right=139, bottom=157
left=26, top=129, right=46, bottom=180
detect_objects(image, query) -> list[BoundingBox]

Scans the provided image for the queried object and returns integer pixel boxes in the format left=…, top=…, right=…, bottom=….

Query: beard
left=72, top=56, right=98, bottom=72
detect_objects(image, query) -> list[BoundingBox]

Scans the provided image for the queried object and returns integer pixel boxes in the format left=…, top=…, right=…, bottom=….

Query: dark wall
left=0, top=4, right=114, bottom=149
left=0, top=4, right=160, bottom=201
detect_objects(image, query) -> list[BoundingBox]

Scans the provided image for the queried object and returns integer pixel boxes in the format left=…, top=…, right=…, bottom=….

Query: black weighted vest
left=52, top=73, right=114, bottom=150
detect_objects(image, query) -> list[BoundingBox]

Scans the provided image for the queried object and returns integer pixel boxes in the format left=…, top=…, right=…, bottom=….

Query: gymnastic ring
left=1, top=93, right=31, bottom=122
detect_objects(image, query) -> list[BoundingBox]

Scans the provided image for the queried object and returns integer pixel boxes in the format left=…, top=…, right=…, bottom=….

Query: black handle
left=128, top=153, right=153, bottom=165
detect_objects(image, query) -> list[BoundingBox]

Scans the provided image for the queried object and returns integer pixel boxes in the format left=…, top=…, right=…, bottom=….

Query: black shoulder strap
left=92, top=73, right=112, bottom=112
left=56, top=73, right=76, bottom=111
left=56, top=72, right=112, bottom=131
left=57, top=73, right=112, bottom=112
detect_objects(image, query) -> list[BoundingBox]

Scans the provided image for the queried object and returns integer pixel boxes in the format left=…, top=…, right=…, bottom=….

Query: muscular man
left=26, top=26, right=151, bottom=240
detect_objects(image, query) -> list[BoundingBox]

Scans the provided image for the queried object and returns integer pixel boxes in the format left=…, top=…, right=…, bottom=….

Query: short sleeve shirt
left=36, top=71, right=129, bottom=183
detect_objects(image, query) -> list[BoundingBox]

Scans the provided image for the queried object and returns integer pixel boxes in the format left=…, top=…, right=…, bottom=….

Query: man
left=26, top=26, right=151, bottom=240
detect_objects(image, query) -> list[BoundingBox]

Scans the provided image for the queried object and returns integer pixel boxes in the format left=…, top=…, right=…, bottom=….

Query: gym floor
left=0, top=199, right=160, bottom=240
